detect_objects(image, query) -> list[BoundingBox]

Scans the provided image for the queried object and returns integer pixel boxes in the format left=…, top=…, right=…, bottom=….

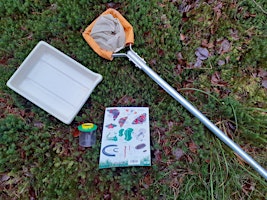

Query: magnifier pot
left=78, top=123, right=97, bottom=147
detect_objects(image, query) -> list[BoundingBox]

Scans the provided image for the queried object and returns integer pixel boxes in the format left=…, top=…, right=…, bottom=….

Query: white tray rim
left=7, top=41, right=102, bottom=124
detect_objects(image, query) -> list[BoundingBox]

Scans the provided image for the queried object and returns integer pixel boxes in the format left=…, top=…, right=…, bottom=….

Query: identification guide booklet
left=99, top=107, right=151, bottom=168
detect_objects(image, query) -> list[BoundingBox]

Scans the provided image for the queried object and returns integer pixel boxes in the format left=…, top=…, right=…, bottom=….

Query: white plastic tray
left=7, top=41, right=102, bottom=124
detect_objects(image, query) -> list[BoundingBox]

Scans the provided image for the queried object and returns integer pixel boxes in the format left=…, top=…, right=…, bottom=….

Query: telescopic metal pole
left=113, top=46, right=267, bottom=180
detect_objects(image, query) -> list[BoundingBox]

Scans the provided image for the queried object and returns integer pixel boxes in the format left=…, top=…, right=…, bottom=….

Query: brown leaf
left=176, top=52, right=185, bottom=65
left=213, top=2, right=223, bottom=20
left=144, top=31, right=153, bottom=44
left=230, top=29, right=239, bottom=40
left=0, top=55, right=12, bottom=65
left=27, top=33, right=33, bottom=40
left=211, top=71, right=228, bottom=86
left=179, top=4, right=192, bottom=13
left=261, top=79, right=267, bottom=89
left=172, top=148, right=185, bottom=160
left=174, top=64, right=183, bottom=75
left=143, top=174, right=152, bottom=188
left=33, top=121, right=44, bottom=129
left=72, top=128, right=80, bottom=137
left=188, top=141, right=198, bottom=153
left=257, top=69, right=267, bottom=78
left=158, top=49, right=165, bottom=57
left=195, top=47, right=209, bottom=60
left=0, top=174, right=10, bottom=182
left=163, top=146, right=172, bottom=156
left=242, top=179, right=256, bottom=195
left=211, top=73, right=219, bottom=85
left=154, top=149, right=162, bottom=162
left=20, top=149, right=26, bottom=159
left=218, top=39, right=231, bottom=54
left=105, top=2, right=121, bottom=9
left=182, top=80, right=194, bottom=89
left=217, top=59, right=225, bottom=66
left=117, top=95, right=136, bottom=105
left=29, top=186, right=36, bottom=200
left=149, top=58, right=157, bottom=66
left=185, top=154, right=194, bottom=163
left=201, top=39, right=209, bottom=47
left=201, top=39, right=214, bottom=49
left=194, top=59, right=203, bottom=68
left=180, top=33, right=186, bottom=41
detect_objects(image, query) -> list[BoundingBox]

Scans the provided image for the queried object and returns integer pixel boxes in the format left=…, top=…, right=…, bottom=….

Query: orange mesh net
left=82, top=8, right=134, bottom=60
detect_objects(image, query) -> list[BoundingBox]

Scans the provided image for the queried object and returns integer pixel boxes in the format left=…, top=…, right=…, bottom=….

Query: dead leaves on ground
left=176, top=1, right=258, bottom=69
left=0, top=93, right=35, bottom=120
left=153, top=121, right=199, bottom=166
left=211, top=71, right=228, bottom=87
left=176, top=36, right=232, bottom=69
left=254, top=68, right=267, bottom=89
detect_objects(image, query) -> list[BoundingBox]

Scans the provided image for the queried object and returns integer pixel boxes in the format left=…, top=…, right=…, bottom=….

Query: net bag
left=83, top=8, right=134, bottom=60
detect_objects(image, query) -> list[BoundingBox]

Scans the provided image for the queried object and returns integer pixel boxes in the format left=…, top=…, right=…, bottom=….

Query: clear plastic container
left=78, top=123, right=97, bottom=147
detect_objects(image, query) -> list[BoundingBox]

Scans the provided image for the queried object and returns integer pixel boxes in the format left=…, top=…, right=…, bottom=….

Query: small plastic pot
left=78, top=123, right=97, bottom=147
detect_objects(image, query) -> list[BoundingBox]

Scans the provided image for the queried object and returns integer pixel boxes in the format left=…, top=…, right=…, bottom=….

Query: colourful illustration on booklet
left=99, top=107, right=151, bottom=168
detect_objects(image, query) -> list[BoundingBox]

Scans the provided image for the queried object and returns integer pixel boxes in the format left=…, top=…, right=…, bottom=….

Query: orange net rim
left=82, top=8, right=134, bottom=60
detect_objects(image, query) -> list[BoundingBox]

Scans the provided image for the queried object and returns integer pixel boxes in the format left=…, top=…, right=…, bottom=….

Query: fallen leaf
left=218, top=59, right=225, bottom=66
left=154, top=149, right=162, bottom=162
left=213, top=2, right=223, bottom=20
left=180, top=33, right=186, bottom=41
left=105, top=2, right=121, bottom=9
left=176, top=52, right=185, bottom=65
left=163, top=146, right=172, bottom=156
left=29, top=186, right=36, bottom=200
left=20, top=149, right=26, bottom=159
left=197, top=17, right=205, bottom=22
left=149, top=58, right=157, bottom=66
left=230, top=29, right=239, bottom=40
left=218, top=39, right=231, bottom=54
left=72, top=128, right=80, bottom=137
left=242, top=179, right=256, bottom=195
left=117, top=95, right=136, bottom=105
left=174, top=64, right=183, bottom=75
left=201, top=39, right=214, bottom=49
left=0, top=174, right=10, bottom=182
left=188, top=141, right=198, bottom=154
left=0, top=55, right=12, bottom=65
left=27, top=33, right=33, bottom=40
left=211, top=71, right=228, bottom=86
left=161, top=14, right=168, bottom=24
left=195, top=47, right=209, bottom=60
left=211, top=72, right=221, bottom=85
left=103, top=192, right=111, bottom=200
left=143, top=174, right=152, bottom=188
left=172, top=148, right=185, bottom=160
left=261, top=79, right=267, bottom=88
left=179, top=3, right=192, bottom=13
left=185, top=154, right=194, bottom=163
left=194, top=59, right=203, bottom=68
left=33, top=121, right=44, bottom=129
left=182, top=13, right=189, bottom=22
left=257, top=69, right=267, bottom=78
left=158, top=49, right=165, bottom=57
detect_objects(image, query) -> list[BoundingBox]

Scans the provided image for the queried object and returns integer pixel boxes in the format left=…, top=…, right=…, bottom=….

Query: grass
left=1, top=0, right=267, bottom=199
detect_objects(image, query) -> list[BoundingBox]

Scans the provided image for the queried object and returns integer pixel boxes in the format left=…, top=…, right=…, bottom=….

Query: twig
left=250, top=0, right=267, bottom=15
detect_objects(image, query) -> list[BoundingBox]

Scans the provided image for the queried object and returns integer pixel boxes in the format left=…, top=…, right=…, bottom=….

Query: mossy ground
left=0, top=0, right=266, bottom=199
